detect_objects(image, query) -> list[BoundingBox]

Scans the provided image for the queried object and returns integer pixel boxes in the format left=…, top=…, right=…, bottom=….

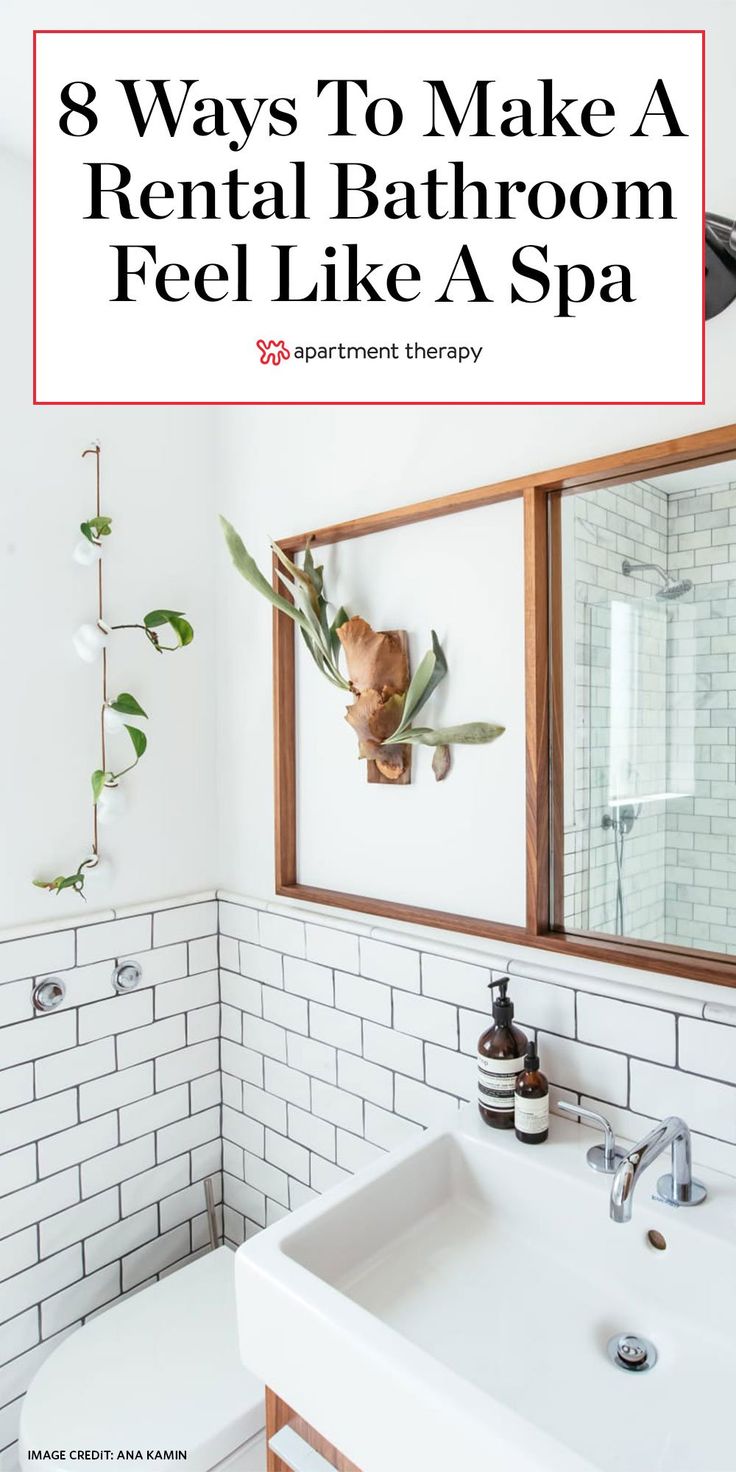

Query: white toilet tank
left=19, top=1247, right=265, bottom=1472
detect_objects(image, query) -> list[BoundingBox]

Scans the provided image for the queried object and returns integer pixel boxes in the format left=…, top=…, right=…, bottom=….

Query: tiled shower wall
left=565, top=478, right=736, bottom=951
left=0, top=899, right=222, bottom=1464
left=218, top=896, right=736, bottom=1247
left=564, top=482, right=669, bottom=938
left=665, top=481, right=736, bottom=954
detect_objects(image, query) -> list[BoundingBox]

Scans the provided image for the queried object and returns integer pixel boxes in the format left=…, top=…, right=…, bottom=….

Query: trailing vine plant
left=220, top=517, right=504, bottom=783
left=34, top=445, right=194, bottom=899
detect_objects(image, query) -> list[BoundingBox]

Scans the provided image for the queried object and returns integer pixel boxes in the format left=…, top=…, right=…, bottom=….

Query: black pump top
left=489, top=977, right=514, bottom=1026
left=524, top=1041, right=540, bottom=1072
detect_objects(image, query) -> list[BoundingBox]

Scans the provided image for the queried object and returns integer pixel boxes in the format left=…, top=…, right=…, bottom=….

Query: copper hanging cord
left=82, top=444, right=106, bottom=856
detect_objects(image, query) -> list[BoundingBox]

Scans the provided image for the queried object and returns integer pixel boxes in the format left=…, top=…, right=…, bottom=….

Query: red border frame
left=32, top=28, right=706, bottom=408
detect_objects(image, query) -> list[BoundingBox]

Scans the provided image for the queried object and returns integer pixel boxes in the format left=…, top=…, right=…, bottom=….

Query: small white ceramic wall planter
left=73, top=620, right=111, bottom=663
left=103, top=703, right=127, bottom=736
left=72, top=537, right=102, bottom=567
left=96, top=783, right=126, bottom=825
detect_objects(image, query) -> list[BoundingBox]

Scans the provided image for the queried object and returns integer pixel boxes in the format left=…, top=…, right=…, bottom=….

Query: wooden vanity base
left=266, top=1387, right=362, bottom=1471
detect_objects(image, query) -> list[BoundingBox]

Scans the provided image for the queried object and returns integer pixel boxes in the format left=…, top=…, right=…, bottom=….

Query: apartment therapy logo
left=34, top=32, right=703, bottom=403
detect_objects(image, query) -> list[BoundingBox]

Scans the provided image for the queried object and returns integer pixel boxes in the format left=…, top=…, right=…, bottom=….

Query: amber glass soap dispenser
left=478, top=978, right=528, bottom=1129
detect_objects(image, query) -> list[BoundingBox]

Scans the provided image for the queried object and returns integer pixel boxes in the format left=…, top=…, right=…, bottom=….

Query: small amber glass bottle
left=514, top=1041, right=549, bottom=1144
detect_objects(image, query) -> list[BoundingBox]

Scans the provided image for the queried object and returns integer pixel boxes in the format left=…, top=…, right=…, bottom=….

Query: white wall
left=212, top=0, right=736, bottom=910
left=294, top=500, right=526, bottom=922
left=0, top=148, right=218, bottom=928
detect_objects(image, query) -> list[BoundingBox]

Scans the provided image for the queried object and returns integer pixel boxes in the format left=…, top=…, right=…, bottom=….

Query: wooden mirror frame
left=273, top=420, right=736, bottom=989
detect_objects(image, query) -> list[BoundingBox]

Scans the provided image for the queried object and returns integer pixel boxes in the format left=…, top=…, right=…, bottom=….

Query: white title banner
left=34, top=29, right=704, bottom=404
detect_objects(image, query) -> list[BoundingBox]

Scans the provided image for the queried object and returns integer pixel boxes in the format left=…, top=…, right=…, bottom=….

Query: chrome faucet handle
left=557, top=1101, right=627, bottom=1174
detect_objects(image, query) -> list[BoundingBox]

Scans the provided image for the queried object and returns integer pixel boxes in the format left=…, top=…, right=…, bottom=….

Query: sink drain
left=607, top=1333, right=657, bottom=1373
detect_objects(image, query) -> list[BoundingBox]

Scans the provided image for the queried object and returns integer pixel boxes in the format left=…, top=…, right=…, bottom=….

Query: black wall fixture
left=706, top=213, right=736, bottom=320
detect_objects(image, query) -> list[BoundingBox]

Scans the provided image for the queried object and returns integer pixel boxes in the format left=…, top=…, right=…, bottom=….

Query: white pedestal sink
left=235, top=1106, right=736, bottom=1472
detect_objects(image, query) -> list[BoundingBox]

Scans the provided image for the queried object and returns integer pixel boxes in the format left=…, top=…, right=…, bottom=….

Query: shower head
left=621, top=559, right=693, bottom=600
left=656, top=578, right=694, bottom=601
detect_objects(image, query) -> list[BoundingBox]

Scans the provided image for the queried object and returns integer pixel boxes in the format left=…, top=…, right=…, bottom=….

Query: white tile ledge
left=216, top=890, right=729, bottom=1019
left=0, top=909, right=116, bottom=942
left=114, top=891, right=216, bottom=920
left=217, top=891, right=375, bottom=937
left=506, top=961, right=705, bottom=1020
left=704, top=1002, right=736, bottom=1027
left=0, top=891, right=217, bottom=946
left=371, top=926, right=508, bottom=974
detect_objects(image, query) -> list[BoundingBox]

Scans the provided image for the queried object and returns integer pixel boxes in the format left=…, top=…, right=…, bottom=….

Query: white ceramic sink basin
left=235, top=1106, right=736, bottom=1472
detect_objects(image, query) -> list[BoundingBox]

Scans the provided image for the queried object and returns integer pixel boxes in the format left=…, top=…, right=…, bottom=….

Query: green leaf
left=110, top=692, right=148, bottom=718
left=303, top=543, right=324, bottom=598
left=397, top=723, right=506, bottom=747
left=80, top=516, right=112, bottom=543
left=274, top=558, right=333, bottom=656
left=220, top=517, right=311, bottom=633
left=272, top=541, right=322, bottom=620
left=168, top=615, right=194, bottom=647
left=125, top=725, right=148, bottom=759
left=34, top=869, right=85, bottom=895
left=144, top=608, right=185, bottom=629
left=396, top=649, right=436, bottom=732
left=141, top=610, right=193, bottom=648
left=406, top=631, right=448, bottom=726
left=390, top=632, right=450, bottom=739
left=423, top=630, right=449, bottom=706
left=299, top=626, right=350, bottom=690
left=276, top=568, right=323, bottom=637
left=300, top=625, right=328, bottom=674
left=329, top=606, right=349, bottom=660
left=91, top=769, right=109, bottom=803
left=301, top=544, right=330, bottom=639
left=221, top=518, right=349, bottom=690
left=56, top=873, right=84, bottom=891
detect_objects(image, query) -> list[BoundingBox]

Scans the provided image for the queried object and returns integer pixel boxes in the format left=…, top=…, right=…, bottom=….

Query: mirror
left=553, top=459, right=736, bottom=959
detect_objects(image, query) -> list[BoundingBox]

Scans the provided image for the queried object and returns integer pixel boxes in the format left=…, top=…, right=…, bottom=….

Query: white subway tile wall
left=564, top=483, right=670, bottom=938
left=0, top=902, right=221, bottom=1464
left=564, top=480, right=736, bottom=952
left=4, top=889, right=736, bottom=1466
left=665, top=483, right=736, bottom=953
left=218, top=898, right=736, bottom=1252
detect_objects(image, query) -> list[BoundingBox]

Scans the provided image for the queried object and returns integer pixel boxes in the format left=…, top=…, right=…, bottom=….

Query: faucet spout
left=609, top=1155, right=638, bottom=1224
left=610, top=1116, right=707, bottom=1223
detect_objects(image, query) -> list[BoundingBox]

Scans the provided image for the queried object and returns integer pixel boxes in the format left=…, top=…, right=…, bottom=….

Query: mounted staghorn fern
left=220, top=517, right=504, bottom=783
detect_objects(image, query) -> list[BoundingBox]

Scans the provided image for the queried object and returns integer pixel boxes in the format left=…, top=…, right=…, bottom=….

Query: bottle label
left=514, top=1094, right=550, bottom=1135
left=478, top=1054, right=524, bottom=1112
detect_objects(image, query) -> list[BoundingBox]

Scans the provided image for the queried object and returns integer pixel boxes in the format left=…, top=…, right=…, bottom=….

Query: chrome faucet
left=610, top=1115, right=707, bottom=1223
